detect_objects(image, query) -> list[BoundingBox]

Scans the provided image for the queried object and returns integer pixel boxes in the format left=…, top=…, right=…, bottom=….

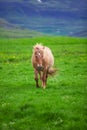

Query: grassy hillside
left=0, top=27, right=44, bottom=38
left=0, top=37, right=87, bottom=130
left=0, top=18, right=44, bottom=38
left=0, top=0, right=87, bottom=37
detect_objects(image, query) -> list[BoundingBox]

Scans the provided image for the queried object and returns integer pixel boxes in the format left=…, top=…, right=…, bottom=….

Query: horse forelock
left=33, top=43, right=44, bottom=51
left=33, top=44, right=44, bottom=61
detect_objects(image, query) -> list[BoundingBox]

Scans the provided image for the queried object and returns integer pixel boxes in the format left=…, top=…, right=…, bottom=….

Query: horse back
left=43, top=47, right=54, bottom=66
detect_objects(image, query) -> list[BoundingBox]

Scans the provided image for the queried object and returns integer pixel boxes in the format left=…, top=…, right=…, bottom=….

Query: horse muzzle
left=37, top=64, right=44, bottom=71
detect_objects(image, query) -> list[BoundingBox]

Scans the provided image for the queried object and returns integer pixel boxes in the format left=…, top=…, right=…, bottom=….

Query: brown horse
left=31, top=43, right=56, bottom=89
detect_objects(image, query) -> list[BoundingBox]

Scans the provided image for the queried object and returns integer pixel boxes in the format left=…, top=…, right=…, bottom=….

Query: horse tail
left=48, top=67, right=57, bottom=76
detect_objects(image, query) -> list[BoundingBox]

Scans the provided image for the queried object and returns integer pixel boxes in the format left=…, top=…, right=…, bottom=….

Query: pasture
left=0, top=37, right=87, bottom=130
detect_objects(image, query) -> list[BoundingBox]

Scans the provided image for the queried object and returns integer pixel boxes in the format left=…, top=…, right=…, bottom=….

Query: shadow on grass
left=39, top=111, right=64, bottom=127
left=14, top=103, right=36, bottom=119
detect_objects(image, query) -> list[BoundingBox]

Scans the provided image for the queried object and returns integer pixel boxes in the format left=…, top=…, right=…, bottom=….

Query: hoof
left=42, top=86, right=46, bottom=89
left=36, top=85, right=40, bottom=88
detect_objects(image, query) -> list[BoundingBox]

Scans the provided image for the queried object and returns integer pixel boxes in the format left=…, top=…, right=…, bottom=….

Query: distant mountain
left=0, top=18, right=44, bottom=38
left=0, top=0, right=87, bottom=37
left=69, top=30, right=87, bottom=37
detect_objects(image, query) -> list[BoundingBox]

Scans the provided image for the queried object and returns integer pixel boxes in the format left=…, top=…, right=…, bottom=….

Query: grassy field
left=0, top=36, right=87, bottom=130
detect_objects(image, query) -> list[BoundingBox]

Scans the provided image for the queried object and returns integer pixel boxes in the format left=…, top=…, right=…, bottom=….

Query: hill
left=0, top=18, right=44, bottom=38
left=70, top=30, right=87, bottom=38
left=0, top=0, right=87, bottom=37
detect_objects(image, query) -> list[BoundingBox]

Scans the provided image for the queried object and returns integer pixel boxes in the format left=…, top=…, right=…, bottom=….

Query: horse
left=31, top=43, right=56, bottom=89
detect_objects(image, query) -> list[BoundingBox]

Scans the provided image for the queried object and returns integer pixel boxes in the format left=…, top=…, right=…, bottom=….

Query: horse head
left=34, top=45, right=44, bottom=71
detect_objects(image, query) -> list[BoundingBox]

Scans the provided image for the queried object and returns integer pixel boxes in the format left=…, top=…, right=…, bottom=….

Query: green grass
left=0, top=36, right=87, bottom=130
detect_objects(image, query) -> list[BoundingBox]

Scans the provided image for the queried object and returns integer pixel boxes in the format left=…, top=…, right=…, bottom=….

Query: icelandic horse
left=31, top=43, right=56, bottom=89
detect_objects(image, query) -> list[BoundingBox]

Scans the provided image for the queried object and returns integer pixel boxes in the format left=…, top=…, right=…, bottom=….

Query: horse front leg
left=34, top=69, right=39, bottom=88
left=39, top=71, right=43, bottom=84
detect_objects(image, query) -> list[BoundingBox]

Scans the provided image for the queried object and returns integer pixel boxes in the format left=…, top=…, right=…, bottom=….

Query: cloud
left=37, top=0, right=42, bottom=3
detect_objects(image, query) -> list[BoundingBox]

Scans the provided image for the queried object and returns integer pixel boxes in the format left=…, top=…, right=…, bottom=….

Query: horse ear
left=33, top=46, right=39, bottom=50
left=33, top=43, right=38, bottom=48
left=33, top=46, right=35, bottom=49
